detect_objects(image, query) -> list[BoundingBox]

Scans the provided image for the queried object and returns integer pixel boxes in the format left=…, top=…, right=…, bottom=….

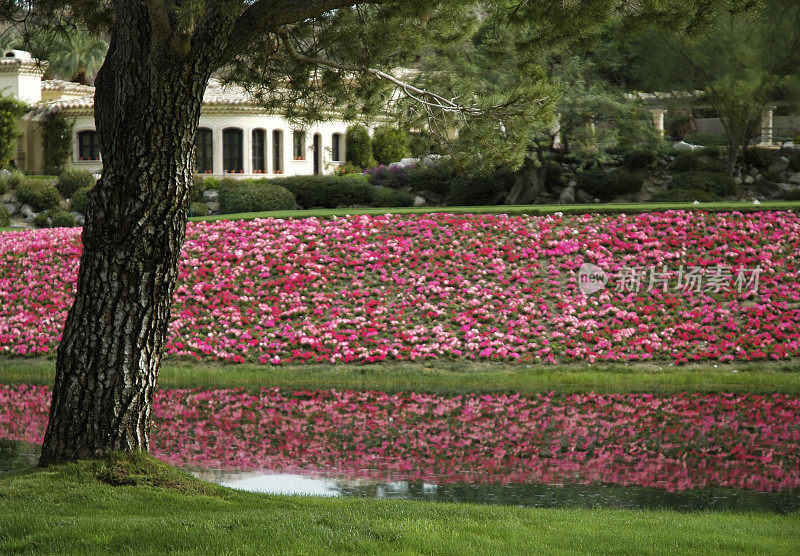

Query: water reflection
left=2, top=384, right=799, bottom=511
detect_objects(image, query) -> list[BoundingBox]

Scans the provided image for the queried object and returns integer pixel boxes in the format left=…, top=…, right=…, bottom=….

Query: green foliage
left=333, top=162, right=363, bottom=175
left=369, top=186, right=414, bottom=207
left=742, top=147, right=778, bottom=169
left=448, top=173, right=513, bottom=206
left=40, top=112, right=75, bottom=175
left=33, top=212, right=50, bottom=228
left=345, top=125, right=373, bottom=168
left=372, top=126, right=410, bottom=165
left=278, top=174, right=373, bottom=208
left=622, top=149, right=656, bottom=169
left=760, top=170, right=784, bottom=183
left=0, top=95, right=27, bottom=169
left=0, top=204, right=8, bottom=227
left=218, top=179, right=296, bottom=214
left=577, top=168, right=642, bottom=201
left=50, top=211, right=76, bottom=228
left=189, top=202, right=209, bottom=217
left=671, top=172, right=737, bottom=197
left=190, top=175, right=206, bottom=202
left=70, top=187, right=92, bottom=214
left=57, top=169, right=95, bottom=198
left=682, top=133, right=729, bottom=147
left=650, top=189, right=723, bottom=202
left=7, top=170, right=24, bottom=189
left=203, top=177, right=220, bottom=190
left=671, top=152, right=702, bottom=172
left=783, top=189, right=800, bottom=201
left=14, top=180, right=61, bottom=212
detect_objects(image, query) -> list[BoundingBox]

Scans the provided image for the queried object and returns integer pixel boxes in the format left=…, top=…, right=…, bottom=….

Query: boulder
left=749, top=167, right=760, bottom=176
left=413, top=195, right=426, bottom=207
left=4, top=202, right=18, bottom=216
left=575, top=189, right=593, bottom=203
left=206, top=201, right=220, bottom=213
left=788, top=172, right=800, bottom=185
left=673, top=141, right=698, bottom=152
left=756, top=180, right=782, bottom=199
left=768, top=156, right=791, bottom=173
left=567, top=179, right=577, bottom=188
left=744, top=175, right=755, bottom=184
left=203, top=189, right=219, bottom=202
left=20, top=204, right=36, bottom=220
left=70, top=211, right=85, bottom=226
left=417, top=190, right=443, bottom=204
left=558, top=187, right=575, bottom=204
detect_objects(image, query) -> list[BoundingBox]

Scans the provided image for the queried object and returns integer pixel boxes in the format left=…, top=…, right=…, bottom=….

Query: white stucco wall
left=68, top=111, right=349, bottom=178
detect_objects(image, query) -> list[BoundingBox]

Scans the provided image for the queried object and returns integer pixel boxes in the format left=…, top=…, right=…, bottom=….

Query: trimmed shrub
left=279, top=174, right=373, bottom=208
left=70, top=187, right=92, bottom=214
left=218, top=179, right=296, bottom=214
left=345, top=124, right=373, bottom=168
left=189, top=201, right=209, bottom=217
left=650, top=189, right=722, bottom=202
left=622, top=148, right=657, bottom=169
left=203, top=177, right=220, bottom=190
left=7, top=170, right=24, bottom=189
left=372, top=126, right=410, bottom=165
left=577, top=169, right=643, bottom=201
left=50, top=211, right=76, bottom=228
left=41, top=112, right=74, bottom=175
left=15, top=180, right=61, bottom=211
left=370, top=186, right=414, bottom=207
left=671, top=152, right=702, bottom=172
left=742, top=147, right=777, bottom=169
left=57, top=169, right=95, bottom=199
left=0, top=205, right=9, bottom=227
left=449, top=171, right=516, bottom=206
left=670, top=171, right=737, bottom=197
left=190, top=175, right=206, bottom=202
left=33, top=212, right=50, bottom=228
left=0, top=94, right=27, bottom=168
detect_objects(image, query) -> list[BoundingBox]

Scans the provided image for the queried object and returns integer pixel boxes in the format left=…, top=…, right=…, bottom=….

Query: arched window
left=252, top=129, right=266, bottom=173
left=272, top=130, right=283, bottom=174
left=77, top=130, right=100, bottom=161
left=222, top=128, right=243, bottom=173
left=331, top=133, right=343, bottom=162
left=292, top=130, right=305, bottom=160
left=195, top=128, right=213, bottom=173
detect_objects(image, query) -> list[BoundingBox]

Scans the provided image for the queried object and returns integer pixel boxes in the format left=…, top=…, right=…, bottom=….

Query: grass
left=0, top=453, right=797, bottom=554
left=191, top=200, right=800, bottom=222
left=2, top=357, right=799, bottom=394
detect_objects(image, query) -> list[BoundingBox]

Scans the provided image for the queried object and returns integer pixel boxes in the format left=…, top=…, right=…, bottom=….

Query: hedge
left=650, top=189, right=722, bottom=202
left=345, top=124, right=373, bottom=168
left=372, top=126, right=410, bottom=165
left=622, top=149, right=657, bottom=170
left=57, top=169, right=95, bottom=199
left=14, top=180, right=61, bottom=212
left=0, top=205, right=8, bottom=227
left=50, top=211, right=76, bottom=228
left=70, top=187, right=92, bottom=214
left=670, top=171, right=737, bottom=197
left=449, top=172, right=516, bottom=206
left=218, top=179, right=296, bottom=214
left=577, top=168, right=643, bottom=202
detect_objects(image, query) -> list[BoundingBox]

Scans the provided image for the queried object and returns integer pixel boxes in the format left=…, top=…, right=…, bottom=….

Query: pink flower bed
left=2, top=384, right=798, bottom=492
left=1, top=211, right=800, bottom=364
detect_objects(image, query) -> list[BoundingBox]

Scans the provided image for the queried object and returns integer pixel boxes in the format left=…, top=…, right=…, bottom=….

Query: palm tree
left=40, top=28, right=107, bottom=85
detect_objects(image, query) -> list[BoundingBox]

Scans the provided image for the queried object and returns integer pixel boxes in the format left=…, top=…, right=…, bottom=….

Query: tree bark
left=39, top=4, right=216, bottom=464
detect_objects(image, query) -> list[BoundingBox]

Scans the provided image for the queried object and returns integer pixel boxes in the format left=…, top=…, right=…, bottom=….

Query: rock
left=753, top=199, right=761, bottom=205
left=4, top=202, right=18, bottom=216
left=768, top=156, right=791, bottom=173
left=789, top=172, right=800, bottom=185
left=413, top=195, right=426, bottom=207
left=749, top=167, right=760, bottom=176
left=203, top=189, right=219, bottom=202
left=206, top=201, right=220, bottom=213
left=657, top=159, right=668, bottom=167
left=575, top=189, right=593, bottom=203
left=593, top=197, right=601, bottom=203
left=20, top=204, right=36, bottom=220
left=777, top=182, right=797, bottom=194
left=744, top=175, right=755, bottom=184
left=558, top=187, right=575, bottom=204
left=417, top=190, right=443, bottom=204
left=781, top=142, right=800, bottom=153
left=567, top=179, right=577, bottom=188
left=673, top=141, right=698, bottom=152
left=70, top=211, right=85, bottom=226
left=734, top=176, right=742, bottom=185
left=756, top=180, right=782, bottom=199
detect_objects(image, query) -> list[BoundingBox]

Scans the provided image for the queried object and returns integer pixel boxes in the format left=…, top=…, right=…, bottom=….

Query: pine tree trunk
left=39, top=6, right=215, bottom=464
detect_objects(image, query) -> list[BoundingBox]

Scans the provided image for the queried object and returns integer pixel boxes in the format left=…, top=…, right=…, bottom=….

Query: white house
left=1, top=50, right=349, bottom=176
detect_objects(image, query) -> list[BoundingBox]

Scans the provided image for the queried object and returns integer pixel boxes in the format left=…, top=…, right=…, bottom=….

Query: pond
left=2, top=385, right=799, bottom=512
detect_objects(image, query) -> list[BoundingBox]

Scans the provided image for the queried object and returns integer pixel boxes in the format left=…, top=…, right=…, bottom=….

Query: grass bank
left=0, top=454, right=797, bottom=554
left=3, top=357, right=799, bottom=394
left=192, top=200, right=800, bottom=222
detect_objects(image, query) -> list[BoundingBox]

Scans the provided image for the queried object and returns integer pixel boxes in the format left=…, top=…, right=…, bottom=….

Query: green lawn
left=0, top=454, right=797, bottom=554
left=192, top=200, right=800, bottom=222
left=3, top=357, right=799, bottom=394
